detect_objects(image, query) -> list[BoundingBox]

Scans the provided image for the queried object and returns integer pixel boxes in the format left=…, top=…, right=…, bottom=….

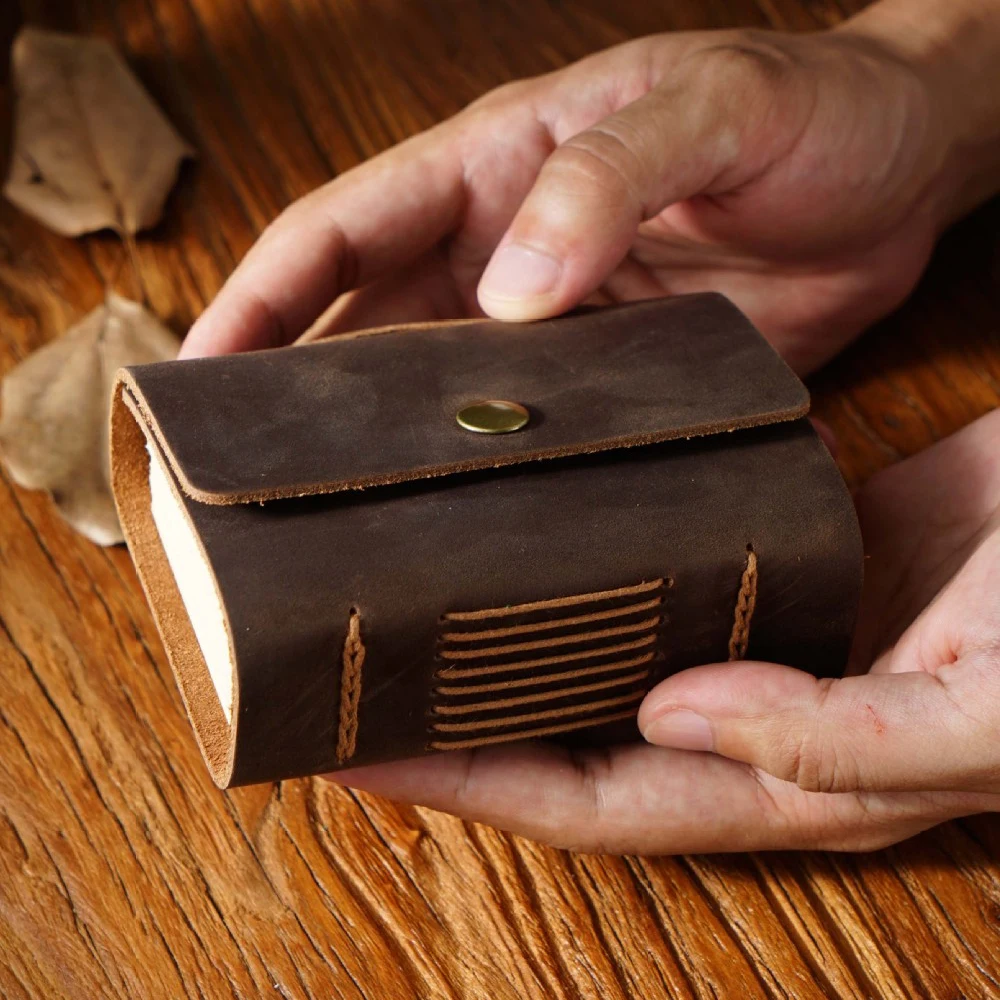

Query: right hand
left=327, top=408, right=1000, bottom=855
left=181, top=14, right=961, bottom=372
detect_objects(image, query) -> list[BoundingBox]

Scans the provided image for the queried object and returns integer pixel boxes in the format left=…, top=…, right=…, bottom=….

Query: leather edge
left=120, top=292, right=812, bottom=508
left=168, top=405, right=810, bottom=506
left=110, top=375, right=238, bottom=788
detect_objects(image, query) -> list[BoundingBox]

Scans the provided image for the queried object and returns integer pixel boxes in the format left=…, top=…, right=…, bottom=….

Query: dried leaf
left=3, top=28, right=193, bottom=236
left=0, top=294, right=180, bottom=545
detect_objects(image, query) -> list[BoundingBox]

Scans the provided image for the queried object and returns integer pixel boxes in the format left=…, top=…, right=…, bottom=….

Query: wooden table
left=2, top=0, right=1000, bottom=996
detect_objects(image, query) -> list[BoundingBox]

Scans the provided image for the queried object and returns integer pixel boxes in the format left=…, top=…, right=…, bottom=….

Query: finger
left=181, top=130, right=465, bottom=357
left=327, top=740, right=993, bottom=853
left=328, top=742, right=798, bottom=853
left=295, top=251, right=471, bottom=344
left=639, top=661, right=990, bottom=794
left=476, top=80, right=750, bottom=320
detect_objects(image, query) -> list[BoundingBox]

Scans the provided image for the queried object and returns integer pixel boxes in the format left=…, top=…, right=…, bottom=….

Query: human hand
left=327, top=409, right=1000, bottom=854
left=180, top=3, right=986, bottom=372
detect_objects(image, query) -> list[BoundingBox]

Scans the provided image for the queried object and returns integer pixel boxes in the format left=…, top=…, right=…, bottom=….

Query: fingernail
left=480, top=244, right=562, bottom=303
left=642, top=710, right=715, bottom=752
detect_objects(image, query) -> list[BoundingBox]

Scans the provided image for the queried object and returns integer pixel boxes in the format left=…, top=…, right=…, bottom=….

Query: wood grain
left=2, top=0, right=1000, bottom=997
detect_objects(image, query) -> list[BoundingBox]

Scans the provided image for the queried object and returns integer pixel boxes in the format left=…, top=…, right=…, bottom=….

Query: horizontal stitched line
left=428, top=709, right=639, bottom=750
left=435, top=636, right=659, bottom=678
left=430, top=691, right=644, bottom=732
left=443, top=579, right=665, bottom=622
left=438, top=617, right=662, bottom=659
left=440, top=597, right=663, bottom=642
left=431, top=669, right=650, bottom=715
left=434, top=652, right=656, bottom=694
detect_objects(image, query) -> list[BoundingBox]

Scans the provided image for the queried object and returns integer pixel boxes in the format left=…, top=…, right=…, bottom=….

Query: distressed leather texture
left=123, top=295, right=809, bottom=501
left=110, top=294, right=863, bottom=788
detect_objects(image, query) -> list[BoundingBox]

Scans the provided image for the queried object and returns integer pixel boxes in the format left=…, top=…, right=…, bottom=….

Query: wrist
left=837, top=0, right=1000, bottom=228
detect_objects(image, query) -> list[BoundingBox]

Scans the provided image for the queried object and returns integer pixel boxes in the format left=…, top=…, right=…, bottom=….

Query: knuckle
left=261, top=193, right=327, bottom=252
left=548, top=131, right=644, bottom=205
left=465, top=77, right=532, bottom=114
left=257, top=208, right=292, bottom=246
left=236, top=289, right=288, bottom=351
left=785, top=727, right=833, bottom=793
left=691, top=31, right=799, bottom=89
left=794, top=732, right=862, bottom=794
left=546, top=749, right=620, bottom=853
left=289, top=194, right=359, bottom=291
left=779, top=680, right=861, bottom=794
left=276, top=190, right=323, bottom=227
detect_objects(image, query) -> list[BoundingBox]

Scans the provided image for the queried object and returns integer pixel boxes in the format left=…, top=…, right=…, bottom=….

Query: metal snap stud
left=456, top=400, right=530, bottom=434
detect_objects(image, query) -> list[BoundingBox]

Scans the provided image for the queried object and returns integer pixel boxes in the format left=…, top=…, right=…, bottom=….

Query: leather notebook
left=110, top=294, right=863, bottom=788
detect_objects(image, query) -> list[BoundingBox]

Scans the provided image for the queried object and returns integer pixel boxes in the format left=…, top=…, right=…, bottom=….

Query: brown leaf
left=3, top=28, right=193, bottom=236
left=0, top=294, right=180, bottom=545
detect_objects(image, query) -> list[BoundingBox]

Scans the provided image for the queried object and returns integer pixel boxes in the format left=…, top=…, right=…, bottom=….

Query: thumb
left=637, top=661, right=986, bottom=794
left=476, top=84, right=744, bottom=321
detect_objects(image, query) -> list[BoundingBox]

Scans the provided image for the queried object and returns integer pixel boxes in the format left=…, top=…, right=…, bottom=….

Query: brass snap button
left=456, top=400, right=530, bottom=434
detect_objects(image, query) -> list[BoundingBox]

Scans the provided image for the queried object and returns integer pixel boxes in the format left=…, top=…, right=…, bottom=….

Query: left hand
left=180, top=20, right=960, bottom=374
left=327, top=408, right=1000, bottom=854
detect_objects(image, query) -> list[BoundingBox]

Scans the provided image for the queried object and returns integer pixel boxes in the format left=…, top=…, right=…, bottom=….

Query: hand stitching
left=728, top=547, right=758, bottom=661
left=336, top=609, right=365, bottom=763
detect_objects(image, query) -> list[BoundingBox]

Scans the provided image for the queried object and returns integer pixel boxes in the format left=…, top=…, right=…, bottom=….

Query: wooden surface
left=2, top=0, right=1000, bottom=997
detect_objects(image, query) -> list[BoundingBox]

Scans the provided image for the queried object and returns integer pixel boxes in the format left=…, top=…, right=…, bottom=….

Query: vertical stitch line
left=728, top=548, right=758, bottom=661
left=337, top=609, right=365, bottom=763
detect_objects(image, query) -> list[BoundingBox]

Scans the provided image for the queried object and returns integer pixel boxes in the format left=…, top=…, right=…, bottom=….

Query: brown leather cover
left=110, top=294, right=863, bottom=788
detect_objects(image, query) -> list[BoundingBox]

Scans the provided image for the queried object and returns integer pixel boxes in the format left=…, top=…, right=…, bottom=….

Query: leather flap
left=119, top=294, right=809, bottom=505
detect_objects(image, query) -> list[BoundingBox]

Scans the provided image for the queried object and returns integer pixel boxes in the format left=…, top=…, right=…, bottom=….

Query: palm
left=851, top=409, right=1000, bottom=671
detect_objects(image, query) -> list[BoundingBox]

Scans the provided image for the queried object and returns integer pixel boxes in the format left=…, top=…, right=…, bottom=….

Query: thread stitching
left=728, top=548, right=758, bottom=661
left=443, top=578, right=664, bottom=621
left=437, top=616, right=663, bottom=659
left=431, top=669, right=651, bottom=716
left=440, top=596, right=664, bottom=642
left=336, top=610, right=365, bottom=763
left=435, top=636, right=658, bottom=679
left=434, top=651, right=656, bottom=694
left=431, top=690, right=645, bottom=733
left=430, top=578, right=668, bottom=749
